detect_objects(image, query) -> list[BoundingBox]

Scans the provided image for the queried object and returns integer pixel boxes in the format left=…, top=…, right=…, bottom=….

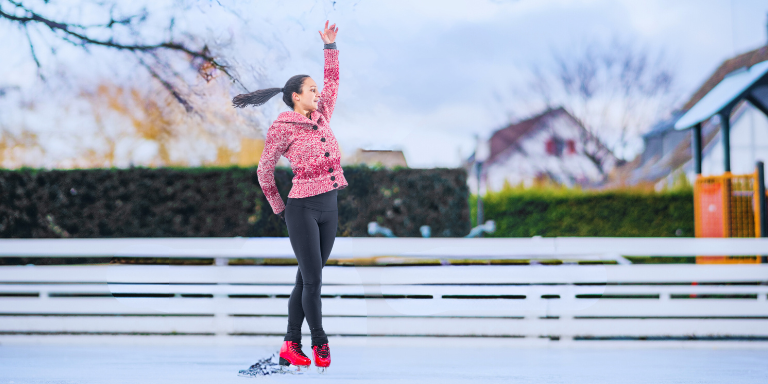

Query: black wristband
left=323, top=42, right=337, bottom=50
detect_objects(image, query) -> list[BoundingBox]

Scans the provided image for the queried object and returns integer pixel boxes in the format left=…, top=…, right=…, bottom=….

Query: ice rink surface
left=2, top=343, right=768, bottom=384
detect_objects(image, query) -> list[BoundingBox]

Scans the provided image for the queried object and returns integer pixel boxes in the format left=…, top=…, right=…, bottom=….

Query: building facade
left=468, top=108, right=616, bottom=193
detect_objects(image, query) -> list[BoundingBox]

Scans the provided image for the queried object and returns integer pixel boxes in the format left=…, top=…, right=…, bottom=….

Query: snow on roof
left=681, top=45, right=768, bottom=111
left=675, top=60, right=768, bottom=130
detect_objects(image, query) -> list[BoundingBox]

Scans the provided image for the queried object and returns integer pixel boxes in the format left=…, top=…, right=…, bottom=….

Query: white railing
left=2, top=237, right=768, bottom=258
left=1, top=238, right=767, bottom=344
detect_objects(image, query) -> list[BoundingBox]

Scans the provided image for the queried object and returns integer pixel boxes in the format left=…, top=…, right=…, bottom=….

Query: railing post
left=723, top=173, right=732, bottom=237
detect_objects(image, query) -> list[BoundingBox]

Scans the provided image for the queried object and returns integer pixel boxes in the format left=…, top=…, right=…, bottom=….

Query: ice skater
left=233, top=20, right=344, bottom=373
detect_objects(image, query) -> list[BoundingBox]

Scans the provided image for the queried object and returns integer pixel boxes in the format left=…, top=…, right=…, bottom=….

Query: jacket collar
left=275, top=110, right=324, bottom=128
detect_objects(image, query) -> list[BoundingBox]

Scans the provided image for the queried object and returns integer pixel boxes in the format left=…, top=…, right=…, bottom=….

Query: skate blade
left=237, top=370, right=254, bottom=378
left=317, top=366, right=328, bottom=374
left=238, top=369, right=277, bottom=378
left=279, top=364, right=310, bottom=374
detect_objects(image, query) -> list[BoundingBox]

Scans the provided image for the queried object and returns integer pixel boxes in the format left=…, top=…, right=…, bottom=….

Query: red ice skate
left=312, top=343, right=331, bottom=373
left=279, top=341, right=311, bottom=371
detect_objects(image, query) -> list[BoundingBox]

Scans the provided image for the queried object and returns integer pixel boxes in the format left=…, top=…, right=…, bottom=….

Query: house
left=615, top=44, right=768, bottom=187
left=467, top=107, right=617, bottom=193
left=342, top=149, right=408, bottom=168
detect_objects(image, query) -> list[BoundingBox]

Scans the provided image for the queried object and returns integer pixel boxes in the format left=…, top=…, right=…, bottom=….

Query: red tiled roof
left=487, top=107, right=566, bottom=164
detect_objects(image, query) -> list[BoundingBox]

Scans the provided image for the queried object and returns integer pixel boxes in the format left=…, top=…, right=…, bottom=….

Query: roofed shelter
left=611, top=45, right=768, bottom=189
left=674, top=60, right=768, bottom=240
left=675, top=60, right=768, bottom=174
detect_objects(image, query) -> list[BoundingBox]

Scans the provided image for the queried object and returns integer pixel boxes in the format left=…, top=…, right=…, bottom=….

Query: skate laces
left=314, top=344, right=330, bottom=359
left=290, top=342, right=309, bottom=358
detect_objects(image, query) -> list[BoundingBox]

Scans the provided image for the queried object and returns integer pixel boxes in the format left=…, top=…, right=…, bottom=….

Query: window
left=545, top=137, right=566, bottom=156
left=566, top=140, right=576, bottom=154
left=546, top=139, right=556, bottom=155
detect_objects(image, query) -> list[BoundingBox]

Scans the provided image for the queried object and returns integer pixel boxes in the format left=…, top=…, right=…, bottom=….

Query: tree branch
left=0, top=1, right=248, bottom=92
left=22, top=24, right=43, bottom=80
left=138, top=57, right=194, bottom=113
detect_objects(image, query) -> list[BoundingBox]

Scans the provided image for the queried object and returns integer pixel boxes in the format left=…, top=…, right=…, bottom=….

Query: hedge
left=470, top=187, right=694, bottom=237
left=0, top=166, right=470, bottom=238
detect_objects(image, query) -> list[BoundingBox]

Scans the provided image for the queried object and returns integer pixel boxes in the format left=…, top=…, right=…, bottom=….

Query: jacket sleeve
left=257, top=124, right=290, bottom=214
left=317, top=47, right=339, bottom=122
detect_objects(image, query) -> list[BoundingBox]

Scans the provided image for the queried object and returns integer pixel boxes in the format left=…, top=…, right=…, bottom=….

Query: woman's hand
left=319, top=20, right=338, bottom=44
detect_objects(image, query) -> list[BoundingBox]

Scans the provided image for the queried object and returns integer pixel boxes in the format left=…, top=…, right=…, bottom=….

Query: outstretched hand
left=319, top=20, right=338, bottom=44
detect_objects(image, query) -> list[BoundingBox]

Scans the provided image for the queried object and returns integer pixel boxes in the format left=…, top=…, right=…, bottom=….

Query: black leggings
left=283, top=189, right=338, bottom=346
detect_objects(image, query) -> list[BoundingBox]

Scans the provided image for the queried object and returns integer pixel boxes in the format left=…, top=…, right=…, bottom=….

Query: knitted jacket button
left=333, top=183, right=338, bottom=188
left=328, top=167, right=333, bottom=172
left=313, top=125, right=318, bottom=130
left=321, top=138, right=326, bottom=142
left=330, top=176, right=336, bottom=181
left=324, top=152, right=330, bottom=157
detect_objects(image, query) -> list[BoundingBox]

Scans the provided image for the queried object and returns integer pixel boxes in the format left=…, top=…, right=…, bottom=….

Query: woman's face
left=293, top=77, right=319, bottom=113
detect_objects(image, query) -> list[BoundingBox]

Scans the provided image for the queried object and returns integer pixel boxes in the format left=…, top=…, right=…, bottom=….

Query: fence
left=1, top=238, right=767, bottom=344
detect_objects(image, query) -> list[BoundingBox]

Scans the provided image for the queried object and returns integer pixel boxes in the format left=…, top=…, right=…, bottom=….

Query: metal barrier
left=694, top=164, right=767, bottom=263
left=694, top=172, right=762, bottom=238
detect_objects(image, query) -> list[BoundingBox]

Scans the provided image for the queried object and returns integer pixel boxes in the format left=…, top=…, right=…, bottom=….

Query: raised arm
left=317, top=21, right=339, bottom=121
left=257, top=125, right=290, bottom=214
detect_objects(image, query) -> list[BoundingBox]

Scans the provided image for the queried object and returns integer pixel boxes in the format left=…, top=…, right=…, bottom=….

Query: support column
left=721, top=111, right=731, bottom=173
left=758, top=162, right=767, bottom=262
left=720, top=109, right=732, bottom=237
left=693, top=123, right=703, bottom=175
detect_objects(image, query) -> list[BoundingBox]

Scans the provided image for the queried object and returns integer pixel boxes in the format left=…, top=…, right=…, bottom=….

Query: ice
left=1, top=343, right=767, bottom=384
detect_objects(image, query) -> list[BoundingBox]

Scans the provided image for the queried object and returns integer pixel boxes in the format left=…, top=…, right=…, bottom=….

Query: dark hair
left=232, top=75, right=310, bottom=109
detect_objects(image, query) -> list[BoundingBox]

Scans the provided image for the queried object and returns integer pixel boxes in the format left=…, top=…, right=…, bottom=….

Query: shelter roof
left=682, top=46, right=768, bottom=111
left=675, top=60, right=768, bottom=130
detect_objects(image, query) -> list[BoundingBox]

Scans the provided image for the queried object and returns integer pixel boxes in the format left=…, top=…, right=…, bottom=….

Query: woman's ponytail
left=232, top=74, right=309, bottom=109
left=232, top=87, right=284, bottom=108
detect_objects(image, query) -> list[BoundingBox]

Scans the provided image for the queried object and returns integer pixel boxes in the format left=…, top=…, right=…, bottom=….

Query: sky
left=2, top=0, right=768, bottom=168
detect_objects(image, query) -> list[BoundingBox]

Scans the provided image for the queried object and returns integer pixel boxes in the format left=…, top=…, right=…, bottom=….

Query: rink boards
left=1, top=262, right=768, bottom=342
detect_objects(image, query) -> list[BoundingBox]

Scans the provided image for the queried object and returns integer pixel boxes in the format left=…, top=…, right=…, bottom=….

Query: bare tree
left=0, top=0, right=281, bottom=168
left=527, top=38, right=677, bottom=167
left=0, top=0, right=247, bottom=112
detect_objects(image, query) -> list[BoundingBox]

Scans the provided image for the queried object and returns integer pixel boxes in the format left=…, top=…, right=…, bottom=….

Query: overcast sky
left=3, top=0, right=768, bottom=168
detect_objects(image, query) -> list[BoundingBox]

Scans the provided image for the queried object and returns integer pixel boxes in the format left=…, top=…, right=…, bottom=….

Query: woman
left=232, top=21, right=344, bottom=373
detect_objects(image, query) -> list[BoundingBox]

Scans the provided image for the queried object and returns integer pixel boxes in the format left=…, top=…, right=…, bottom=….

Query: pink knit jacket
left=257, top=48, right=347, bottom=214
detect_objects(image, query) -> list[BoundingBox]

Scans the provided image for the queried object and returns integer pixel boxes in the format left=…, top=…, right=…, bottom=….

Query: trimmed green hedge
left=471, top=188, right=694, bottom=237
left=0, top=166, right=694, bottom=238
left=0, top=166, right=470, bottom=238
